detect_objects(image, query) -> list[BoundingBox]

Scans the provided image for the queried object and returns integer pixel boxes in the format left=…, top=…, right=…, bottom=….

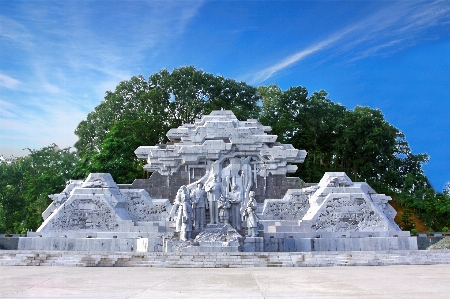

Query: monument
left=19, top=110, right=417, bottom=252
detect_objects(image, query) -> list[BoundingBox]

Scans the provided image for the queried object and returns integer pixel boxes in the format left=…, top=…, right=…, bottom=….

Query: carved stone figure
left=170, top=186, right=194, bottom=241
left=229, top=184, right=242, bottom=230
left=205, top=174, right=221, bottom=224
left=179, top=186, right=194, bottom=241
left=218, top=194, right=231, bottom=224
left=191, top=182, right=207, bottom=231
left=243, top=191, right=259, bottom=237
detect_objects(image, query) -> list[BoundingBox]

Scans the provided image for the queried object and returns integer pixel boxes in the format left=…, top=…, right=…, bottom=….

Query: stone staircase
left=1, top=250, right=449, bottom=267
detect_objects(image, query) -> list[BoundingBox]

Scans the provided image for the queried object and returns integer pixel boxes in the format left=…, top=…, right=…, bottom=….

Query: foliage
left=399, top=208, right=415, bottom=231
left=410, top=228, right=418, bottom=235
left=258, top=86, right=346, bottom=182
left=75, top=66, right=260, bottom=182
left=0, top=144, right=78, bottom=233
left=90, top=119, right=153, bottom=183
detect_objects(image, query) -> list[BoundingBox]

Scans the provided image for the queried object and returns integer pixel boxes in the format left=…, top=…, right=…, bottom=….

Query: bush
left=410, top=228, right=418, bottom=235
left=442, top=227, right=449, bottom=232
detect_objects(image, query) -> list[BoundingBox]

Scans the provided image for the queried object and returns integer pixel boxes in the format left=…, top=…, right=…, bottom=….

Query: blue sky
left=1, top=0, right=449, bottom=190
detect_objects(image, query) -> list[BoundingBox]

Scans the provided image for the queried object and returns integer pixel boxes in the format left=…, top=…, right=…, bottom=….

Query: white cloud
left=0, top=74, right=21, bottom=89
left=0, top=1, right=205, bottom=156
left=250, top=26, right=357, bottom=83
left=249, top=0, right=450, bottom=84
left=0, top=15, right=30, bottom=42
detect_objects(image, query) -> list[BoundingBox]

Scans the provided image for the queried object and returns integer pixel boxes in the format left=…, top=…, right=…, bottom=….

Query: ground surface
left=1, top=264, right=449, bottom=298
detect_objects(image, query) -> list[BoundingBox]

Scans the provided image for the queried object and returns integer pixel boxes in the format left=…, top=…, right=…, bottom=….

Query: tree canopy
left=0, top=145, right=78, bottom=233
left=74, top=66, right=260, bottom=180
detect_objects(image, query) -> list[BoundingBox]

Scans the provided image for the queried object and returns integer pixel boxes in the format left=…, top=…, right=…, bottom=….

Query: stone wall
left=123, top=172, right=304, bottom=204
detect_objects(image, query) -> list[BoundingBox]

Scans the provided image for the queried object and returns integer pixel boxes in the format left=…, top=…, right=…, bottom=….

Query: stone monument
left=18, top=110, right=417, bottom=252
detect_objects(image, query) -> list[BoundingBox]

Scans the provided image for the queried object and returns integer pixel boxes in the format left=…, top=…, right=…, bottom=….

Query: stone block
left=244, top=237, right=263, bottom=252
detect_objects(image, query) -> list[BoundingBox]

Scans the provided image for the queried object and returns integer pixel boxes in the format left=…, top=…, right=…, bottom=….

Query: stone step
left=1, top=250, right=450, bottom=267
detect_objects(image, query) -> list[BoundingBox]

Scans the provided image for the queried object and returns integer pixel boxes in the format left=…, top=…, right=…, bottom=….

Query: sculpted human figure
left=170, top=186, right=194, bottom=241
left=218, top=194, right=231, bottom=224
left=168, top=187, right=182, bottom=225
left=191, top=182, right=207, bottom=231
left=179, top=186, right=194, bottom=241
left=205, top=174, right=221, bottom=224
left=229, top=184, right=242, bottom=230
left=243, top=191, right=259, bottom=237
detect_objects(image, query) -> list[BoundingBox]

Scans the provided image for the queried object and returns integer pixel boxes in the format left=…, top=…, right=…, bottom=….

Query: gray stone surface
left=1, top=256, right=450, bottom=298
left=0, top=235, right=19, bottom=250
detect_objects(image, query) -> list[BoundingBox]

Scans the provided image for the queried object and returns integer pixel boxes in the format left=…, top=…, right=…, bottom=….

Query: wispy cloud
left=0, top=15, right=31, bottom=42
left=0, top=74, right=21, bottom=89
left=0, top=1, right=204, bottom=156
left=250, top=26, right=357, bottom=83
left=249, top=0, right=450, bottom=84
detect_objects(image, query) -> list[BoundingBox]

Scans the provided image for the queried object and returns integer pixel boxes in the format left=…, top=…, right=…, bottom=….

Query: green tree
left=400, top=208, right=415, bottom=230
left=0, top=157, right=29, bottom=233
left=148, top=66, right=261, bottom=127
left=0, top=144, right=78, bottom=233
left=90, top=119, right=156, bottom=183
left=75, top=66, right=260, bottom=181
left=258, top=86, right=346, bottom=182
left=335, top=106, right=398, bottom=184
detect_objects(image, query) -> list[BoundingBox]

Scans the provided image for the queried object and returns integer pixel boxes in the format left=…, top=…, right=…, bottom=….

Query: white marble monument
left=19, top=110, right=417, bottom=252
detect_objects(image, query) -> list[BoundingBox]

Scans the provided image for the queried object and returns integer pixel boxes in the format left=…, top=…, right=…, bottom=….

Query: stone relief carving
left=262, top=190, right=310, bottom=220
left=194, top=224, right=241, bottom=244
left=311, top=195, right=385, bottom=232
left=125, top=197, right=168, bottom=221
left=218, top=194, right=231, bottom=224
left=48, top=196, right=120, bottom=231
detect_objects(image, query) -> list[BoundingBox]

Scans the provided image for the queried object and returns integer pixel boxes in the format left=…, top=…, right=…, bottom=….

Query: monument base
left=243, top=237, right=263, bottom=252
left=262, top=236, right=418, bottom=251
left=165, top=224, right=243, bottom=252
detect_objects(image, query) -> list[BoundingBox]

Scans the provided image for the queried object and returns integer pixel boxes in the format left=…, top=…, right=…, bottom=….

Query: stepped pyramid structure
left=19, top=110, right=416, bottom=252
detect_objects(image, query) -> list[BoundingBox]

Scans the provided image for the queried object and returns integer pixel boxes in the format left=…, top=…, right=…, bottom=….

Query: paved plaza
left=1, top=264, right=449, bottom=298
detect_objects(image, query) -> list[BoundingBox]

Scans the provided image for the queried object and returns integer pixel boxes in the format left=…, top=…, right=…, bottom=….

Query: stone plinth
left=243, top=237, right=263, bottom=252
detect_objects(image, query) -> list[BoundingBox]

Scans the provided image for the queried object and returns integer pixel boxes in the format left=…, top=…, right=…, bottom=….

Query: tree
left=0, top=156, right=29, bottom=233
left=0, top=144, right=78, bottom=233
left=90, top=119, right=156, bottom=183
left=74, top=66, right=261, bottom=182
left=148, top=66, right=261, bottom=126
left=335, top=106, right=399, bottom=184
left=258, top=86, right=346, bottom=182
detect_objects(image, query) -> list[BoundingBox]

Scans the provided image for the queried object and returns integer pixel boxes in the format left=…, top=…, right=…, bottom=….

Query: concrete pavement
left=1, top=264, right=449, bottom=298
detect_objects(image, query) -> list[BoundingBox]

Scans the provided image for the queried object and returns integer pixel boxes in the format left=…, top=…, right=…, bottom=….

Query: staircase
left=1, top=250, right=449, bottom=267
